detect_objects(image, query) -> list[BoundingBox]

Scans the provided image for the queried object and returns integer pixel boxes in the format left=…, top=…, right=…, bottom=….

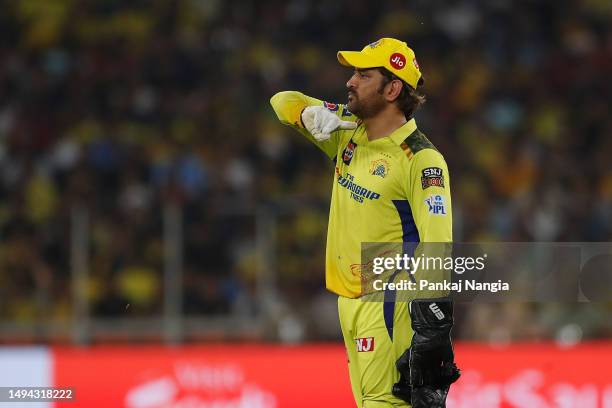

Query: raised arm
left=270, top=91, right=357, bottom=159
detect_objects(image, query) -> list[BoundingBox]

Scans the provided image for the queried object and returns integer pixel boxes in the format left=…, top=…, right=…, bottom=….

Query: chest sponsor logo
left=355, top=337, right=375, bottom=352
left=425, top=194, right=447, bottom=215
left=370, top=159, right=390, bottom=178
left=342, top=140, right=357, bottom=165
left=337, top=172, right=380, bottom=203
left=421, top=167, right=444, bottom=189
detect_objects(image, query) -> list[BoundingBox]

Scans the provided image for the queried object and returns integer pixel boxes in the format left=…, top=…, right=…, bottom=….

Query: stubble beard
left=347, top=93, right=386, bottom=120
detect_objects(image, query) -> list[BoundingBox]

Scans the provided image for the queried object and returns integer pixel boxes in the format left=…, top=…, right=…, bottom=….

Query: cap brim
left=337, top=51, right=381, bottom=68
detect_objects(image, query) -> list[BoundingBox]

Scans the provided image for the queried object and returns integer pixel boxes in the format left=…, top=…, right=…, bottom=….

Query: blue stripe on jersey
left=392, top=200, right=420, bottom=243
left=384, top=200, right=421, bottom=340
left=383, top=271, right=399, bottom=340
left=393, top=199, right=419, bottom=282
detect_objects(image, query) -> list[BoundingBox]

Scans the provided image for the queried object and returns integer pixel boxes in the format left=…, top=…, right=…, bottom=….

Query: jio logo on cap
left=389, top=53, right=406, bottom=69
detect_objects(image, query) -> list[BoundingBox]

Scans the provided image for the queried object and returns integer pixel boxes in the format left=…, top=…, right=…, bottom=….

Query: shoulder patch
left=323, top=101, right=339, bottom=112
left=421, top=167, right=444, bottom=189
left=400, top=130, right=437, bottom=160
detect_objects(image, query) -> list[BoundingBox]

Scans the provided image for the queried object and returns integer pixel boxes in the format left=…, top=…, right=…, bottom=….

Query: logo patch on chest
left=370, top=159, right=390, bottom=178
left=342, top=140, right=357, bottom=165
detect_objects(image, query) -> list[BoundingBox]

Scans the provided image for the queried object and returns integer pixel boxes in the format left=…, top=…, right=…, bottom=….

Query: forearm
left=270, top=91, right=354, bottom=159
left=270, top=91, right=311, bottom=128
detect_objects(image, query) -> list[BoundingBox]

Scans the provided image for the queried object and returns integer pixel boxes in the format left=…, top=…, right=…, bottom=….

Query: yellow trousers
left=338, top=295, right=413, bottom=408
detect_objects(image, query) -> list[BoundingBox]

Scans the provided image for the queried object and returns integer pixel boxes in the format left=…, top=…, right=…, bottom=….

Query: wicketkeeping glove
left=301, top=106, right=357, bottom=141
left=393, top=299, right=461, bottom=408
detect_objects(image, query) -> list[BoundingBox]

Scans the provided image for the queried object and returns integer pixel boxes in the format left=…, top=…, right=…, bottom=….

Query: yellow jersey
left=270, top=91, right=452, bottom=298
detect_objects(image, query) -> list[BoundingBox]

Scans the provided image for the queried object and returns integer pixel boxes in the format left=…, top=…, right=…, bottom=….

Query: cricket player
left=270, top=38, right=459, bottom=407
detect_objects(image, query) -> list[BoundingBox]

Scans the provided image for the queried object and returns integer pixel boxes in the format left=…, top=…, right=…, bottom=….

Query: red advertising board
left=52, top=343, right=612, bottom=408
left=53, top=345, right=354, bottom=408
left=449, top=343, right=612, bottom=408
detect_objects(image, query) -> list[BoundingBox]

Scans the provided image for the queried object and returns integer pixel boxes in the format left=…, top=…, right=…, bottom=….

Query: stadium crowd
left=0, top=0, right=610, bottom=342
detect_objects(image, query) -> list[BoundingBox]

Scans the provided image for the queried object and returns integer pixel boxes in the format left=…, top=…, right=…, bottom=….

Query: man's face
left=346, top=68, right=388, bottom=119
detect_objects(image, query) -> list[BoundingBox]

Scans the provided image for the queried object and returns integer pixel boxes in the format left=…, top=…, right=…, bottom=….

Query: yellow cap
left=337, top=38, right=422, bottom=89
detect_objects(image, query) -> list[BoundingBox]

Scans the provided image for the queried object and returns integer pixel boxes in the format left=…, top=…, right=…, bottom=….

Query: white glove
left=301, top=106, right=357, bottom=141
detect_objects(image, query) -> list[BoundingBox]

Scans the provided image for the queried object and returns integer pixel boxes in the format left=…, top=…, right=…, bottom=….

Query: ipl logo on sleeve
left=425, top=194, right=447, bottom=215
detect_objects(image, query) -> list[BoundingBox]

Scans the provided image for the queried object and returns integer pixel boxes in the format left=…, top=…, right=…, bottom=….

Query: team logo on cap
left=413, top=57, right=420, bottom=70
left=368, top=40, right=382, bottom=49
left=389, top=53, right=406, bottom=70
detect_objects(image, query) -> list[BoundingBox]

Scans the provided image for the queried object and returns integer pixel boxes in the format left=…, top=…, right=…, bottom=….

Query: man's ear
left=386, top=80, right=403, bottom=102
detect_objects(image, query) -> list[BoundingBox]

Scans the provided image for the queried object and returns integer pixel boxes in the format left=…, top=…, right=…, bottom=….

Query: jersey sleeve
left=407, top=148, right=452, bottom=243
left=406, top=148, right=453, bottom=298
left=269, top=91, right=357, bottom=159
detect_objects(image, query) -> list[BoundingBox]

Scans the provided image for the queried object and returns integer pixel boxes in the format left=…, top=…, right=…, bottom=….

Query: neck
left=362, top=108, right=407, bottom=141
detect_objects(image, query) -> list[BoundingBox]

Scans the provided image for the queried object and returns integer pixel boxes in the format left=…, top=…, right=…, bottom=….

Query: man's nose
left=346, top=74, right=357, bottom=90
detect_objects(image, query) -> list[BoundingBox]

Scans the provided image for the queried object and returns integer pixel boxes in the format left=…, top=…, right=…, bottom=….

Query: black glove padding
left=408, top=299, right=460, bottom=407
left=392, top=347, right=412, bottom=402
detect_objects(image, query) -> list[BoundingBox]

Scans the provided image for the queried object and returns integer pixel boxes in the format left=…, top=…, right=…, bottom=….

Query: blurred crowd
left=0, top=0, right=610, bottom=342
